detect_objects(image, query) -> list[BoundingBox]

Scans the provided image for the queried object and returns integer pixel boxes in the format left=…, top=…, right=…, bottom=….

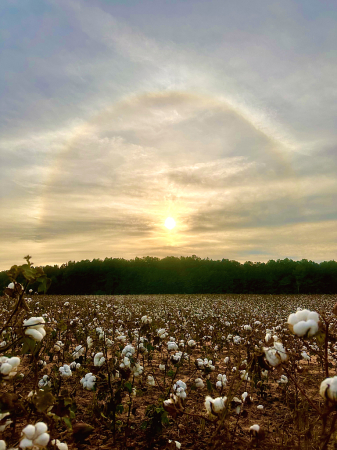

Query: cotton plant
left=171, top=351, right=189, bottom=364
left=216, top=374, right=227, bottom=390
left=204, top=395, right=227, bottom=420
left=320, top=376, right=337, bottom=402
left=131, top=362, right=143, bottom=377
left=19, top=422, right=50, bottom=449
left=23, top=317, right=46, bottom=342
left=147, top=375, right=155, bottom=386
left=0, top=413, right=12, bottom=432
left=187, top=339, right=196, bottom=348
left=173, top=380, right=187, bottom=399
left=263, top=340, right=288, bottom=367
left=301, top=351, right=310, bottom=361
left=38, top=375, right=51, bottom=388
left=69, top=361, right=81, bottom=370
left=167, top=341, right=178, bottom=351
left=158, top=328, right=168, bottom=339
left=122, top=344, right=135, bottom=358
left=54, top=341, right=64, bottom=352
left=195, top=378, right=204, bottom=388
left=86, top=336, right=93, bottom=349
left=51, top=440, right=68, bottom=450
left=249, top=424, right=264, bottom=439
left=196, top=358, right=215, bottom=372
left=59, top=364, right=72, bottom=378
left=277, top=375, right=288, bottom=384
left=0, top=356, right=20, bottom=379
left=141, top=315, right=152, bottom=324
left=94, top=352, right=105, bottom=367
left=80, top=373, right=96, bottom=390
left=72, top=345, right=85, bottom=359
left=287, top=309, right=320, bottom=337
left=168, top=440, right=181, bottom=449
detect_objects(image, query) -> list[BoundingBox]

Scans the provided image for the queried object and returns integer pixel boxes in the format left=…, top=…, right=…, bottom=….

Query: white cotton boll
left=224, top=357, right=229, bottom=364
left=296, top=310, right=310, bottom=322
left=242, top=392, right=248, bottom=402
left=59, top=365, right=72, bottom=377
left=7, top=357, right=20, bottom=368
left=19, top=438, right=33, bottom=448
left=195, top=378, right=204, bottom=388
left=175, top=380, right=187, bottom=390
left=168, top=342, right=178, bottom=351
left=301, top=351, right=310, bottom=361
left=0, top=440, right=6, bottom=450
left=34, top=422, right=48, bottom=436
left=0, top=363, right=12, bottom=375
left=25, top=329, right=43, bottom=342
left=306, top=320, right=319, bottom=337
left=22, top=425, right=36, bottom=440
left=264, top=348, right=280, bottom=367
left=293, top=321, right=310, bottom=337
left=147, top=375, right=155, bottom=387
left=257, top=405, right=264, bottom=410
left=273, top=341, right=288, bottom=362
left=51, top=440, right=68, bottom=450
left=23, top=317, right=45, bottom=328
left=33, top=433, right=50, bottom=447
left=288, top=313, right=299, bottom=325
left=8, top=282, right=14, bottom=289
left=94, top=353, right=105, bottom=367
left=320, top=376, right=337, bottom=402
left=250, top=424, right=260, bottom=434
left=159, top=364, right=165, bottom=371
left=307, top=311, right=320, bottom=323
left=213, top=397, right=225, bottom=413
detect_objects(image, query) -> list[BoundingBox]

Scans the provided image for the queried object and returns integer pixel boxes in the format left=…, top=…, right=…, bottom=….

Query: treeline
left=1, top=256, right=337, bottom=295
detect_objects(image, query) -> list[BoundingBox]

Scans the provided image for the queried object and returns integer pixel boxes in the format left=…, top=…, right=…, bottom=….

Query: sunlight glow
left=165, top=217, right=176, bottom=230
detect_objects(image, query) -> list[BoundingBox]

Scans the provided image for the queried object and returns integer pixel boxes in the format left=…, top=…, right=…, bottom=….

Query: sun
left=164, top=217, right=176, bottom=230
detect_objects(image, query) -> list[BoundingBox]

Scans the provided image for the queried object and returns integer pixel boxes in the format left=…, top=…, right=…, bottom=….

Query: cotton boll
left=34, top=422, right=48, bottom=436
left=22, top=425, right=36, bottom=440
left=307, top=311, right=320, bottom=323
left=33, top=433, right=50, bottom=447
left=25, top=329, right=43, bottom=341
left=7, top=357, right=20, bottom=368
left=195, top=378, right=204, bottom=388
left=320, top=376, right=337, bottom=402
left=0, top=363, right=12, bottom=375
left=293, top=321, right=310, bottom=337
left=212, top=397, right=225, bottom=413
left=306, top=320, right=319, bottom=337
left=147, top=375, right=155, bottom=387
left=296, top=310, right=310, bottom=322
left=19, top=438, right=33, bottom=448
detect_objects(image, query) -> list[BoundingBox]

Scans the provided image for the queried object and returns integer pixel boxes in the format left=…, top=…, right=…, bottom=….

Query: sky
left=1, top=0, right=337, bottom=269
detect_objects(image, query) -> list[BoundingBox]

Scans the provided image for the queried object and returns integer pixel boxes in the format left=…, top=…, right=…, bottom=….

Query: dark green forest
left=1, top=256, right=337, bottom=295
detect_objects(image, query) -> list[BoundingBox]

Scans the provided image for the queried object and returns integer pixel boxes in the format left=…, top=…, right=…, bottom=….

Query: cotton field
left=1, top=290, right=337, bottom=449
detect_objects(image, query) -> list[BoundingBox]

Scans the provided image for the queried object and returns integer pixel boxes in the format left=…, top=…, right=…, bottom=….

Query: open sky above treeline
left=1, top=0, right=337, bottom=270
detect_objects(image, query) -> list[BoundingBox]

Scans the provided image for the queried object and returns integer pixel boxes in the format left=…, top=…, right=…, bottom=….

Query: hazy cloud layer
left=1, top=0, right=337, bottom=269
